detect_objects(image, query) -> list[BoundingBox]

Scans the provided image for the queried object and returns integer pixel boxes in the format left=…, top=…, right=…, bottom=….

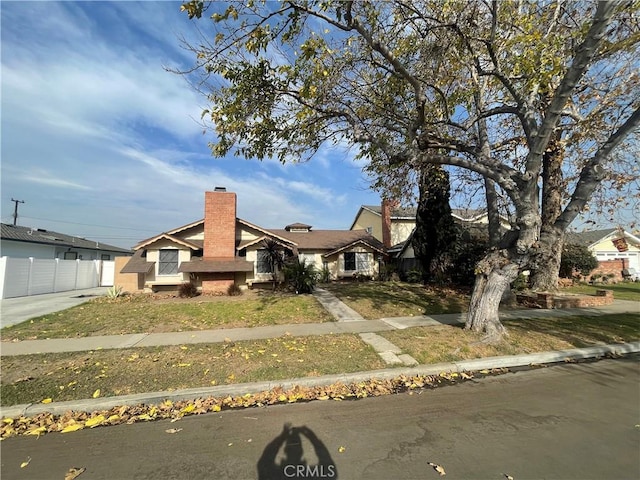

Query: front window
left=344, top=252, right=371, bottom=271
left=158, top=249, right=179, bottom=275
left=344, top=252, right=356, bottom=271
left=299, top=252, right=315, bottom=266
left=257, top=249, right=273, bottom=274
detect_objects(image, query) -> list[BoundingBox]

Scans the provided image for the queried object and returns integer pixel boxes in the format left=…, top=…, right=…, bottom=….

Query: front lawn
left=382, top=313, right=640, bottom=364
left=323, top=281, right=469, bottom=319
left=0, top=291, right=333, bottom=341
left=561, top=281, right=640, bottom=302
left=0, top=334, right=386, bottom=406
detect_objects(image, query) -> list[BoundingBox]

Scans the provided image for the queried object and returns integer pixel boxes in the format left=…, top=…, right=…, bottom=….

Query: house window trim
left=158, top=249, right=179, bottom=276
left=343, top=251, right=372, bottom=272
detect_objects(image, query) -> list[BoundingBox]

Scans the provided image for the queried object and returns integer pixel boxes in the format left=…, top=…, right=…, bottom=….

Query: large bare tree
left=180, top=0, right=639, bottom=339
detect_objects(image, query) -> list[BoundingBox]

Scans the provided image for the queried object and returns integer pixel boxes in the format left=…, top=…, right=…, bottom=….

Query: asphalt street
left=1, top=356, right=638, bottom=480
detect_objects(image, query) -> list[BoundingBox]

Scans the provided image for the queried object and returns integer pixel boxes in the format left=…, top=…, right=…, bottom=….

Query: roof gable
left=135, top=233, right=201, bottom=250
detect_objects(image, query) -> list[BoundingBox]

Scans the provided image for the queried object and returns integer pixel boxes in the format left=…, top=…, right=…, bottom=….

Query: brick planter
left=516, top=289, right=614, bottom=309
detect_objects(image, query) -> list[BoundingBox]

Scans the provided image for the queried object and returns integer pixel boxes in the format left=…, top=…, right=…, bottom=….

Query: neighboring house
left=350, top=200, right=510, bottom=273
left=0, top=223, right=133, bottom=260
left=117, top=189, right=385, bottom=294
left=567, top=228, right=640, bottom=278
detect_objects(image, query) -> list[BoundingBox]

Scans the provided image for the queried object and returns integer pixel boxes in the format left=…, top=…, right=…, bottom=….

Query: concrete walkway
left=0, top=287, right=109, bottom=329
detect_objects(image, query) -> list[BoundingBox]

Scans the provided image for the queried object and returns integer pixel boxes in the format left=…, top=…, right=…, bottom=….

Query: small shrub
left=284, top=259, right=318, bottom=294
left=227, top=283, right=243, bottom=296
left=178, top=281, right=199, bottom=298
left=353, top=272, right=372, bottom=282
left=106, top=285, right=123, bottom=298
left=406, top=269, right=423, bottom=284
left=319, top=264, right=331, bottom=283
left=590, top=273, right=602, bottom=284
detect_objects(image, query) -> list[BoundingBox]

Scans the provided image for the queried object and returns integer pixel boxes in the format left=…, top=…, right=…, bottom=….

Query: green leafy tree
left=559, top=244, right=599, bottom=279
left=412, top=164, right=458, bottom=284
left=180, top=1, right=639, bottom=340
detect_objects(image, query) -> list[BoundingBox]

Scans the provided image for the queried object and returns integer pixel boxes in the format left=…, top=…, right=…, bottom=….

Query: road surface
left=1, top=356, right=639, bottom=479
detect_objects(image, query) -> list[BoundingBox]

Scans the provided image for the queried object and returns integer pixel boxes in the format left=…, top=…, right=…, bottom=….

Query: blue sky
left=1, top=1, right=381, bottom=249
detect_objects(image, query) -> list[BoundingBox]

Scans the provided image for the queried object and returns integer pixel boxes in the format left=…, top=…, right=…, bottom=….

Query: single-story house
left=117, top=189, right=385, bottom=293
left=567, top=228, right=640, bottom=278
left=0, top=223, right=133, bottom=260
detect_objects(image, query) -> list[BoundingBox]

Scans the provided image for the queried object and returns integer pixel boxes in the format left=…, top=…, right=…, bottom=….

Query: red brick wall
left=381, top=199, right=393, bottom=249
left=201, top=273, right=235, bottom=294
left=592, top=258, right=627, bottom=282
left=204, top=190, right=237, bottom=258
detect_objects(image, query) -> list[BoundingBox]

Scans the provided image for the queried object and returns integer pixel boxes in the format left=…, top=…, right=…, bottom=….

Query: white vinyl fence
left=0, top=257, right=115, bottom=299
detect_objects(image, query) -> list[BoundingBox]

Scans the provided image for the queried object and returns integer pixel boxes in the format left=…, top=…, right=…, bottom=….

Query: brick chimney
left=204, top=188, right=236, bottom=258
left=381, top=198, right=394, bottom=249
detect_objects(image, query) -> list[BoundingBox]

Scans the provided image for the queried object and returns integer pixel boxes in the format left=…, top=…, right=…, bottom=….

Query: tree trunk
left=530, top=130, right=565, bottom=291
left=530, top=227, right=565, bottom=291
left=465, top=250, right=520, bottom=341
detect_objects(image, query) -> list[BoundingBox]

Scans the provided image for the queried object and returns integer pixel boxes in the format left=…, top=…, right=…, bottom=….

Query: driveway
left=0, top=287, right=108, bottom=329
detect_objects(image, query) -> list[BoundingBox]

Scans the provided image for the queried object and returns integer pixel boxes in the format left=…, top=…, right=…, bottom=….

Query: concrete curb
left=2, top=340, right=638, bottom=419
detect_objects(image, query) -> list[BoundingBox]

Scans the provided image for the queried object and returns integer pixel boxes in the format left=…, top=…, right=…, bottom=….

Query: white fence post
left=0, top=257, right=6, bottom=299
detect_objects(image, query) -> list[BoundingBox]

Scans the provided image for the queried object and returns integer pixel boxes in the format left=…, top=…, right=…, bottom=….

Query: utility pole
left=11, top=198, right=25, bottom=226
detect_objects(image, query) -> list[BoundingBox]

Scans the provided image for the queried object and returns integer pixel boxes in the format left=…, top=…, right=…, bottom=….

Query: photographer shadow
left=257, top=423, right=338, bottom=479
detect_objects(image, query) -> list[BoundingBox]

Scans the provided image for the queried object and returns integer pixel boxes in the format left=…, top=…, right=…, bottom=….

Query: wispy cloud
left=1, top=1, right=379, bottom=247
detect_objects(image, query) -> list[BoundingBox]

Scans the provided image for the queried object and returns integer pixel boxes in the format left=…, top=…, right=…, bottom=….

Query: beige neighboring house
left=117, top=189, right=385, bottom=294
left=350, top=200, right=510, bottom=272
left=567, top=228, right=640, bottom=273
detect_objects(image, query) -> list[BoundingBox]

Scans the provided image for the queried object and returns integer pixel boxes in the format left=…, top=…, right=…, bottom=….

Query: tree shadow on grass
left=327, top=282, right=468, bottom=317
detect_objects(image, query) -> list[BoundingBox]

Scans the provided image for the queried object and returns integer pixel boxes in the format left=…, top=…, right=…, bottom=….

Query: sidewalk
left=0, top=291, right=637, bottom=356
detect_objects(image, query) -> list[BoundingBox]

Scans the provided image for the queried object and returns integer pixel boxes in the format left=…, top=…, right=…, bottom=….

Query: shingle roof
left=1, top=223, right=132, bottom=254
left=266, top=228, right=384, bottom=251
left=566, top=228, right=617, bottom=247
left=120, top=250, right=155, bottom=273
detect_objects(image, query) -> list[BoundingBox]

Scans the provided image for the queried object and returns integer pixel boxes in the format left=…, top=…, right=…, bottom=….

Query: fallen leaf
left=85, top=415, right=106, bottom=428
left=24, top=426, right=46, bottom=437
left=41, top=398, right=52, bottom=404
left=65, top=467, right=86, bottom=480
left=20, top=457, right=31, bottom=468
left=60, top=424, right=84, bottom=434
left=428, top=462, right=446, bottom=476
left=504, top=475, right=514, bottom=480
left=165, top=428, right=183, bottom=434
left=338, top=446, right=346, bottom=453
left=92, top=389, right=101, bottom=398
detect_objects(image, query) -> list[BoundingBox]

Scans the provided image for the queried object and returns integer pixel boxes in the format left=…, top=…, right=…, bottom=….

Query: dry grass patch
left=0, top=334, right=385, bottom=407
left=1, top=291, right=333, bottom=341
left=324, top=281, right=469, bottom=319
left=382, top=313, right=640, bottom=364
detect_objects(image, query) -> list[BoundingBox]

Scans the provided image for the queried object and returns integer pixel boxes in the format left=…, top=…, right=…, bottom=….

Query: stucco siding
left=351, top=210, right=382, bottom=241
